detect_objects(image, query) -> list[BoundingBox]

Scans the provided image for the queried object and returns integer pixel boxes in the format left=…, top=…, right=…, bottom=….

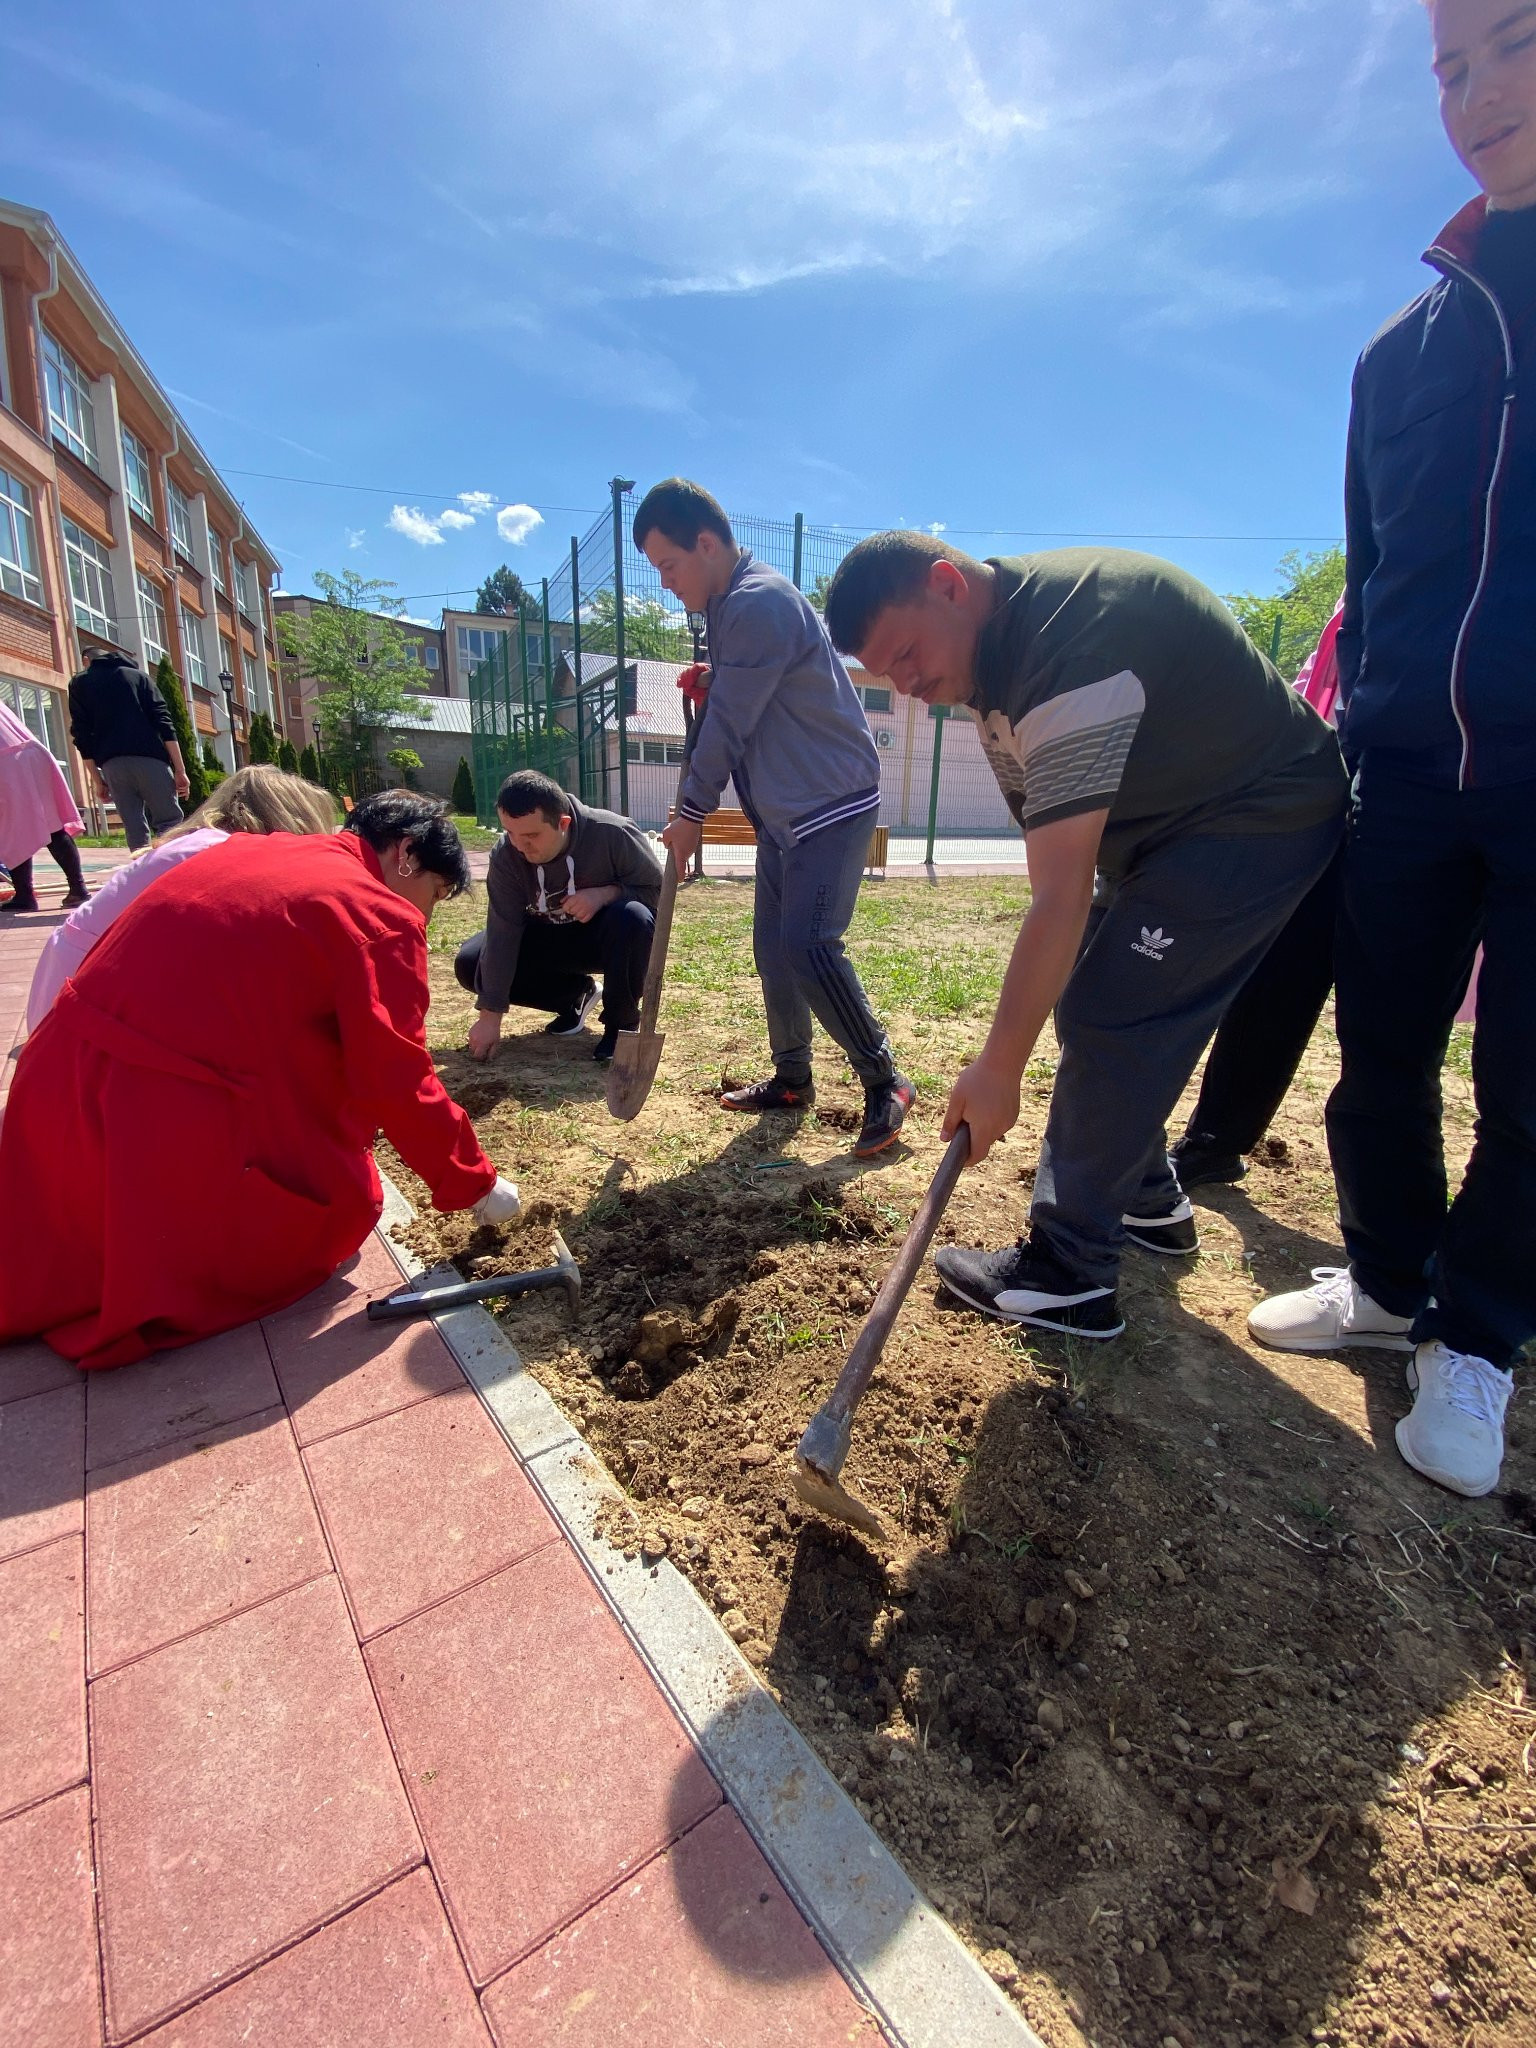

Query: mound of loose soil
left=388, top=880, right=1536, bottom=2048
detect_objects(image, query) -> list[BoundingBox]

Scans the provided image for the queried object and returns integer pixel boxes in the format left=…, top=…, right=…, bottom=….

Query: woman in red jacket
left=0, top=791, right=519, bottom=1369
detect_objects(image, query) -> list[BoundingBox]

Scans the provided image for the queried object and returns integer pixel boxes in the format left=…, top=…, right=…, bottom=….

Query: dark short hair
left=823, top=531, right=981, bottom=655
left=496, top=769, right=570, bottom=826
left=345, top=788, right=471, bottom=896
left=632, top=478, right=735, bottom=552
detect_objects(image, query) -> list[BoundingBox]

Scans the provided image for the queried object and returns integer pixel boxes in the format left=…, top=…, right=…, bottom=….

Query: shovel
left=604, top=847, right=679, bottom=1120
left=791, top=1124, right=971, bottom=1539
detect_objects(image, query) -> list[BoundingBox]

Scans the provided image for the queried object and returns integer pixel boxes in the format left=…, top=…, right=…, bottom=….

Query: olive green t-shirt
left=970, top=550, right=1346, bottom=877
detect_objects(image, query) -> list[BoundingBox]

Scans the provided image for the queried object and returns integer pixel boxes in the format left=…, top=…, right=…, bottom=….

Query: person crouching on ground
left=824, top=534, right=1347, bottom=1340
left=27, top=763, right=336, bottom=1031
left=635, top=477, right=915, bottom=1159
left=0, top=790, right=521, bottom=1370
left=458, top=768, right=663, bottom=1066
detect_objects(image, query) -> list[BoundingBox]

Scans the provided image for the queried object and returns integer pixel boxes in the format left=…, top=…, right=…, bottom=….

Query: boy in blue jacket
left=634, top=478, right=913, bottom=1157
left=1251, top=0, right=1536, bottom=1498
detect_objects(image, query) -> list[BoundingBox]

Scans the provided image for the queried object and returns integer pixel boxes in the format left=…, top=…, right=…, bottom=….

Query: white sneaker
left=1395, top=1342, right=1512, bottom=1499
left=1247, top=1267, right=1414, bottom=1354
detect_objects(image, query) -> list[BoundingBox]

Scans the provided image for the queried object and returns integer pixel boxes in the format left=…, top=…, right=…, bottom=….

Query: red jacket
left=0, top=831, right=493, bottom=1367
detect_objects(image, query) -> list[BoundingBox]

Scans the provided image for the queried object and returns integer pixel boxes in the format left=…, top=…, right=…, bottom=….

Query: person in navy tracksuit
left=1251, top=0, right=1536, bottom=1498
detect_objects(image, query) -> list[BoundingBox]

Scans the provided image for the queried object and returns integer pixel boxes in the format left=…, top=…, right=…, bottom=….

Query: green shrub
left=451, top=756, right=475, bottom=816
left=277, top=738, right=299, bottom=774
left=153, top=655, right=208, bottom=808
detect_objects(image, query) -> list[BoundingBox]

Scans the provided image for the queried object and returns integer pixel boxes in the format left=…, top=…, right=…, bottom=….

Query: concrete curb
left=375, top=1185, right=1042, bottom=2048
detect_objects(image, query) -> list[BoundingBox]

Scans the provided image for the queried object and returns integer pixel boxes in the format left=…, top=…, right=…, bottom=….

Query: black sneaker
left=1122, top=1196, right=1200, bottom=1257
left=592, top=1026, right=619, bottom=1063
left=934, top=1238, right=1124, bottom=1339
left=720, top=1074, right=815, bottom=1112
left=1168, top=1131, right=1247, bottom=1189
left=853, top=1072, right=916, bottom=1158
left=544, top=979, right=600, bottom=1036
left=0, top=895, right=39, bottom=915
left=61, top=890, right=91, bottom=910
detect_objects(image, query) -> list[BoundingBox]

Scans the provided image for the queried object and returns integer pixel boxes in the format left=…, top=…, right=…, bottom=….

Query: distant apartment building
left=442, top=606, right=572, bottom=699
left=271, top=593, right=446, bottom=747
left=0, top=200, right=282, bottom=794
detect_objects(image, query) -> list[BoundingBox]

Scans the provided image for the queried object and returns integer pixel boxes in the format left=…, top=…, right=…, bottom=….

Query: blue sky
left=0, top=0, right=1474, bottom=612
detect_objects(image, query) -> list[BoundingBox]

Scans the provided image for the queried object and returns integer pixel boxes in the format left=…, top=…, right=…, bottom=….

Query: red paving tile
left=92, top=1575, right=422, bottom=2040
left=265, top=1291, right=464, bottom=1447
left=0, top=1338, right=81, bottom=1406
left=135, top=1869, right=491, bottom=2048
left=87, top=1406, right=330, bottom=1675
left=304, top=1383, right=557, bottom=1638
left=483, top=1805, right=880, bottom=2048
left=0, top=1536, right=86, bottom=1821
left=366, top=1545, right=721, bottom=1987
left=0, top=1787, right=100, bottom=2048
left=0, top=1380, right=85, bottom=1562
left=84, top=1324, right=279, bottom=1472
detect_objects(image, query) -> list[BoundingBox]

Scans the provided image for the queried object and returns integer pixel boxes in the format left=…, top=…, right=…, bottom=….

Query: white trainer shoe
left=1395, top=1342, right=1512, bottom=1499
left=1248, top=1267, right=1414, bottom=1354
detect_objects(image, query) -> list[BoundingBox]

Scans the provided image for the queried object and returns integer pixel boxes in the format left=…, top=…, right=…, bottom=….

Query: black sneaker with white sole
left=933, top=1238, right=1124, bottom=1339
left=1122, top=1196, right=1200, bottom=1256
left=592, top=1026, right=619, bottom=1063
left=1168, top=1130, right=1247, bottom=1189
left=720, top=1074, right=816, bottom=1112
left=544, top=979, right=600, bottom=1036
left=853, top=1072, right=916, bottom=1157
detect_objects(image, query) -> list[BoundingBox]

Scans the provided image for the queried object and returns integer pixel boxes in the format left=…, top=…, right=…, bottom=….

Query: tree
left=1224, top=545, right=1345, bottom=682
left=386, top=745, right=422, bottom=788
left=299, top=743, right=321, bottom=783
left=273, top=570, right=416, bottom=785
left=451, top=757, right=476, bottom=816
left=200, top=740, right=225, bottom=793
left=153, top=654, right=208, bottom=809
left=806, top=572, right=834, bottom=612
left=476, top=565, right=534, bottom=616
left=247, top=712, right=277, bottom=765
left=580, top=587, right=691, bottom=661
left=277, top=738, right=299, bottom=774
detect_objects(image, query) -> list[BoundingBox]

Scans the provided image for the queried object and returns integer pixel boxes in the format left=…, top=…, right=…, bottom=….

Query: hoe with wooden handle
left=604, top=846, right=679, bottom=1121
left=792, top=1124, right=971, bottom=1540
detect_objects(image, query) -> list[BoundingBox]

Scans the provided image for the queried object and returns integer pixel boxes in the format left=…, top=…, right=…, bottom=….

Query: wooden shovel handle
left=822, top=1122, right=971, bottom=1424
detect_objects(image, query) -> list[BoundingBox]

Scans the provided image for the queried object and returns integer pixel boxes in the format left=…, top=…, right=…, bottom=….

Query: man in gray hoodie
left=457, top=770, right=661, bottom=1063
left=635, top=478, right=912, bottom=1157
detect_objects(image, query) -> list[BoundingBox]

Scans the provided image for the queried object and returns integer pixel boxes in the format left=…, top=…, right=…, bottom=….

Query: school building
left=0, top=198, right=282, bottom=804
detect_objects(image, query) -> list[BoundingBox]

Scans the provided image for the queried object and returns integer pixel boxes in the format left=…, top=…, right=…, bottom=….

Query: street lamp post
left=217, top=668, right=236, bottom=771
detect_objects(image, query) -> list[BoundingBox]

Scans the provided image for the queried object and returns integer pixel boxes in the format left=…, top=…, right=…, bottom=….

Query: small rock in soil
left=680, top=1496, right=709, bottom=1519
left=738, top=1442, right=775, bottom=1466
left=720, top=1608, right=752, bottom=1642
left=1037, top=1698, right=1066, bottom=1736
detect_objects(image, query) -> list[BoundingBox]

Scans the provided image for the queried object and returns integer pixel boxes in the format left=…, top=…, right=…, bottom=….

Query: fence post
left=924, top=707, right=948, bottom=867
left=610, top=476, right=634, bottom=816
left=569, top=536, right=583, bottom=802
left=791, top=512, right=804, bottom=591
left=517, top=604, right=533, bottom=768
left=540, top=577, right=553, bottom=716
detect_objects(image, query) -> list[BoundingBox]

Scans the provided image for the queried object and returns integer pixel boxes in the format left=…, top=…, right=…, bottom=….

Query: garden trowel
left=792, top=1124, right=971, bottom=1540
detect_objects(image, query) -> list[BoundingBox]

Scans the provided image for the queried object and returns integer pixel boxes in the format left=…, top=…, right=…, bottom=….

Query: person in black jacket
left=1251, top=0, right=1536, bottom=1499
left=68, top=645, right=190, bottom=849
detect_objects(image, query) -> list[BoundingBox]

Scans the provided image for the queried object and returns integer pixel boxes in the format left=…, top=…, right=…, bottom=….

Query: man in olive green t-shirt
left=824, top=537, right=1347, bottom=1341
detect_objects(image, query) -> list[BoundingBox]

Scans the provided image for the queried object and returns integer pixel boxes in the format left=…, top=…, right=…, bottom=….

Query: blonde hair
left=159, top=764, right=336, bottom=842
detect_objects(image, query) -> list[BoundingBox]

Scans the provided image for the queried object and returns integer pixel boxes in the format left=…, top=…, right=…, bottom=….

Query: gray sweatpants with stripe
left=754, top=809, right=895, bottom=1090
left=1031, top=813, right=1343, bottom=1288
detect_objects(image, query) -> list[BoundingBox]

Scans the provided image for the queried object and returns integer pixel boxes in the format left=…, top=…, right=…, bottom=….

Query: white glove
left=471, top=1175, right=522, bottom=1226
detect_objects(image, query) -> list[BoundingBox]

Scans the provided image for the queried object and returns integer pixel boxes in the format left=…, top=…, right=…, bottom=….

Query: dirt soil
left=387, top=876, right=1536, bottom=2048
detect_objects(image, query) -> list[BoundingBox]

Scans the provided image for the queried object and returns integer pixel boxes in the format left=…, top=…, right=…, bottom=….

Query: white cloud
left=345, top=527, right=366, bottom=549
left=458, top=491, right=495, bottom=514
left=437, top=508, right=476, bottom=530
left=387, top=504, right=448, bottom=546
left=497, top=503, right=544, bottom=545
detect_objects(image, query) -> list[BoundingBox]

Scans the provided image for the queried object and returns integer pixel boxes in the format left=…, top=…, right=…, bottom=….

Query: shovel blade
left=605, top=1028, right=665, bottom=1121
left=790, top=1454, right=888, bottom=1541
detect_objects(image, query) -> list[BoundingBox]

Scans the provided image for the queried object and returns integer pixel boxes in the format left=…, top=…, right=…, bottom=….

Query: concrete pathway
left=0, top=902, right=887, bottom=2048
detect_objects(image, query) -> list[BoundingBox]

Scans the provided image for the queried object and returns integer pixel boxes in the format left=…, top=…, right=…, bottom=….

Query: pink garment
left=1294, top=601, right=1343, bottom=726
left=1456, top=949, right=1481, bottom=1027
left=0, top=699, right=82, bottom=869
left=25, top=827, right=229, bottom=1032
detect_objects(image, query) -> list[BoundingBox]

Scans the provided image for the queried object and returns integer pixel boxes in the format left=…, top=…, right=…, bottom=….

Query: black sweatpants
left=1327, top=762, right=1536, bottom=1369
left=5, top=831, right=86, bottom=906
left=455, top=900, right=655, bottom=1029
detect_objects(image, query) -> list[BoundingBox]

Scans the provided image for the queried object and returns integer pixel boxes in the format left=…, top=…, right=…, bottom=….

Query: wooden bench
left=672, top=807, right=889, bottom=877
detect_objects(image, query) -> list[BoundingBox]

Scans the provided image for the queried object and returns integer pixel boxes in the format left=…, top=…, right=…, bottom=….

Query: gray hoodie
left=474, top=794, right=662, bottom=1012
left=676, top=552, right=880, bottom=849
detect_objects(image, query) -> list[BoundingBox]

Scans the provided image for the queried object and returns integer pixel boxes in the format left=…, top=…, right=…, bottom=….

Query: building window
left=424, top=644, right=440, bottom=671
left=136, top=571, right=168, bottom=665
left=62, top=519, right=117, bottom=640
left=178, top=605, right=208, bottom=692
left=242, top=649, right=260, bottom=705
left=456, top=624, right=507, bottom=670
left=235, top=558, right=257, bottom=619
left=1, top=675, right=68, bottom=763
left=121, top=428, right=156, bottom=525
left=857, top=684, right=893, bottom=715
left=220, top=632, right=236, bottom=680
left=167, top=478, right=195, bottom=559
left=209, top=535, right=228, bottom=597
left=42, top=332, right=99, bottom=469
left=0, top=468, right=43, bottom=606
